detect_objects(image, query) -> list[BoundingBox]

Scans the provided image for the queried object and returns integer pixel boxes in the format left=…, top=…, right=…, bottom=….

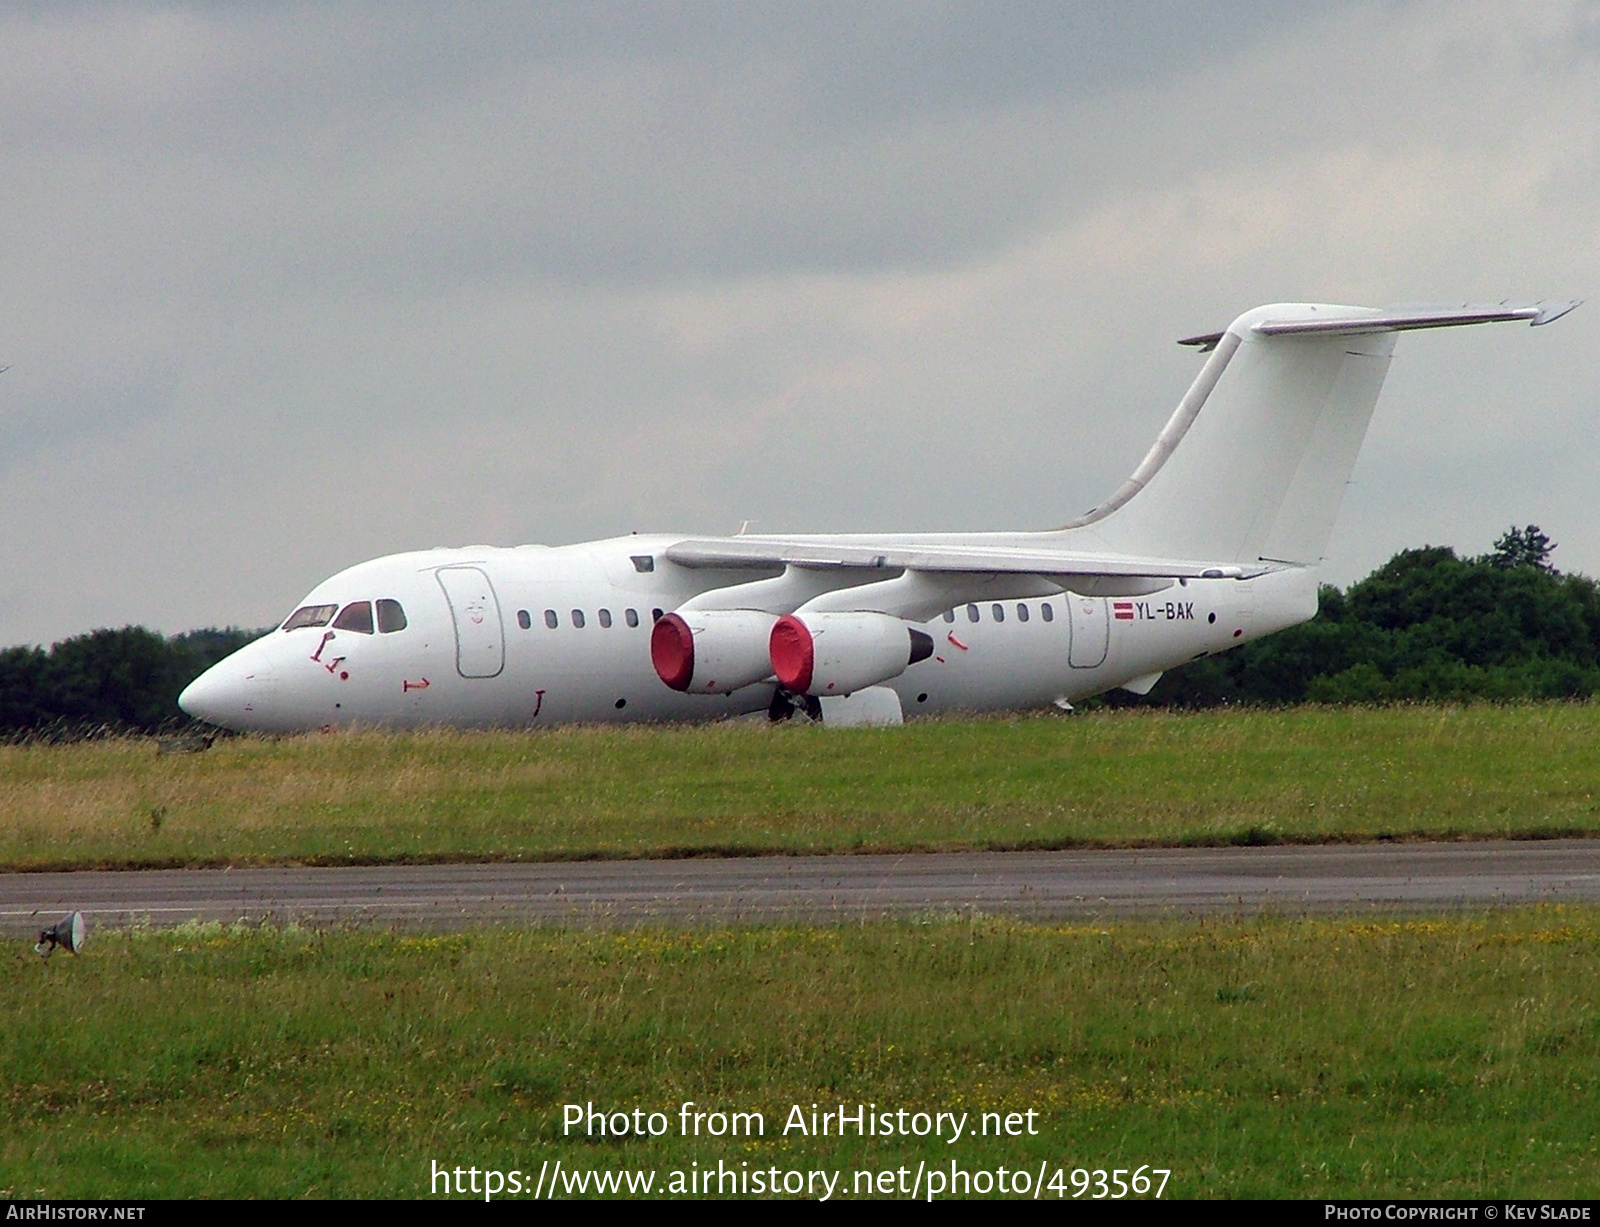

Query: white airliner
left=180, top=300, right=1578, bottom=732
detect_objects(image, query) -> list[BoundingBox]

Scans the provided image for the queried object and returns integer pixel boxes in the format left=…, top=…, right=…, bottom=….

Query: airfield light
left=36, top=911, right=86, bottom=960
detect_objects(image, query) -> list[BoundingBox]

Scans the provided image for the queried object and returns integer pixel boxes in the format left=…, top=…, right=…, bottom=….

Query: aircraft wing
left=664, top=537, right=1263, bottom=582
left=656, top=537, right=1267, bottom=614
left=663, top=537, right=1272, bottom=617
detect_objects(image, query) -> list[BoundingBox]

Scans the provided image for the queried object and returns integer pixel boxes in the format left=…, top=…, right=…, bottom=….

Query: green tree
left=0, top=625, right=270, bottom=738
left=1489, top=524, right=1556, bottom=572
left=1117, top=532, right=1600, bottom=708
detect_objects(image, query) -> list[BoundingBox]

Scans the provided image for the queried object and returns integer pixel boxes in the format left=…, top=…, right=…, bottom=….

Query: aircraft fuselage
left=179, top=534, right=1316, bottom=732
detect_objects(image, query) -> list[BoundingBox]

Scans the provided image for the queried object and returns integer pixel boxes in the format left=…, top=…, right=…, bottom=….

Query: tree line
left=0, top=527, right=1593, bottom=736
left=1113, top=526, right=1600, bottom=708
left=0, top=626, right=267, bottom=738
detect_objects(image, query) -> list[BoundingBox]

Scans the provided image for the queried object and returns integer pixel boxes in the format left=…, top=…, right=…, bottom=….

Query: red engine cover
left=650, top=613, right=696, bottom=691
left=768, top=615, right=815, bottom=693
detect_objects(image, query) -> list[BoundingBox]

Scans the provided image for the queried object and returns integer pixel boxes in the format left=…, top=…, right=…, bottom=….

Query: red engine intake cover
left=650, top=612, right=696, bottom=691
left=768, top=615, right=815, bottom=693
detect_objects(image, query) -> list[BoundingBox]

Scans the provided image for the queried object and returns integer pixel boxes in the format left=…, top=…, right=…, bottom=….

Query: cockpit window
left=332, top=601, right=374, bottom=634
left=377, top=599, right=408, bottom=633
left=282, top=604, right=338, bottom=631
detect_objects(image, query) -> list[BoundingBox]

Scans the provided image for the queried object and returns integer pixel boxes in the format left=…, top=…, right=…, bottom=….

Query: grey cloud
left=3, top=1, right=1600, bottom=644
left=0, top=1, right=1345, bottom=293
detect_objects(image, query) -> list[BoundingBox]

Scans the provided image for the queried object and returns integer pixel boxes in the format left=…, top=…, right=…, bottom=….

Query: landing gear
left=768, top=687, right=794, bottom=722
left=767, top=688, right=823, bottom=723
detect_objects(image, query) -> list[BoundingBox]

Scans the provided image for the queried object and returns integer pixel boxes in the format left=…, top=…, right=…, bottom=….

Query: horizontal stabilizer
left=1254, top=301, right=1580, bottom=338
left=1182, top=302, right=1579, bottom=349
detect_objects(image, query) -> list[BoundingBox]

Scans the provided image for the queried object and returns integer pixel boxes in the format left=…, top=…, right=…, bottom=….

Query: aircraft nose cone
left=180, top=656, right=272, bottom=731
left=178, top=664, right=235, bottom=726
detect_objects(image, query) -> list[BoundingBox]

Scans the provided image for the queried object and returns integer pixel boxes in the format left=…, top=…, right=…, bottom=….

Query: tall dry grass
left=0, top=704, right=1597, bottom=869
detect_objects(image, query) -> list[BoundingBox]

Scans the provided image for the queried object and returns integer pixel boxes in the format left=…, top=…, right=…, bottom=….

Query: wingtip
left=1532, top=300, right=1582, bottom=326
left=1177, top=331, right=1224, bottom=352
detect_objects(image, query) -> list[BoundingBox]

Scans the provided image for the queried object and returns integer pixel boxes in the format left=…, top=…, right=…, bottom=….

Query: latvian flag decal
left=1113, top=601, right=1135, bottom=620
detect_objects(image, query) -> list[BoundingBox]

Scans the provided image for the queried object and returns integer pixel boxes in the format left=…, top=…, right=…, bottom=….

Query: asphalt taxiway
left=3, top=840, right=1600, bottom=931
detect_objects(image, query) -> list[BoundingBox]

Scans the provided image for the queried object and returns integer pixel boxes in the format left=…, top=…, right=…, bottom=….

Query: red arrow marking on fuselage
left=310, top=630, right=335, bottom=662
left=946, top=633, right=970, bottom=651
left=402, top=678, right=431, bottom=692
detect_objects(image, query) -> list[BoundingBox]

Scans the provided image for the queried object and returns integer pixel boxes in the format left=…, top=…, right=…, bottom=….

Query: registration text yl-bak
left=1132, top=600, right=1196, bottom=620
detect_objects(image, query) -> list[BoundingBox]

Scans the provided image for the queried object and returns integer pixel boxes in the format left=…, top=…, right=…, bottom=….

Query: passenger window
left=1041, top=602, right=1054, bottom=622
left=966, top=604, right=980, bottom=623
left=517, top=609, right=532, bottom=631
left=571, top=609, right=586, bottom=629
left=282, top=604, right=338, bottom=631
left=332, top=601, right=374, bottom=634
left=1017, top=603, right=1029, bottom=622
left=625, top=608, right=640, bottom=628
left=652, top=608, right=663, bottom=622
left=598, top=608, right=613, bottom=628
left=377, top=599, right=408, bottom=633
left=992, top=604, right=1005, bottom=623
left=943, top=610, right=955, bottom=623
left=544, top=610, right=558, bottom=629
left=631, top=555, right=655, bottom=573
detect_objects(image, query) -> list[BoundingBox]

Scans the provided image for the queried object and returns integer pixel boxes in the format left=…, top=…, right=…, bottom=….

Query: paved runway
left=4, top=840, right=1600, bottom=931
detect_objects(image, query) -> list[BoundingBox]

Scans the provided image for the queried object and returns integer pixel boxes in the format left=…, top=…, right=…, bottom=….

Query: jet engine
left=651, top=610, right=778, bottom=693
left=768, top=612, right=933, bottom=696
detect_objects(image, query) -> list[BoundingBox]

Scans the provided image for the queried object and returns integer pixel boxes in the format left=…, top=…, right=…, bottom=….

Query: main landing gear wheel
left=767, top=688, right=823, bottom=723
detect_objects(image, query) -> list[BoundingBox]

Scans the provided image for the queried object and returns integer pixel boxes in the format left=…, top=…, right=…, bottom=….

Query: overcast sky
left=3, top=1, right=1598, bottom=644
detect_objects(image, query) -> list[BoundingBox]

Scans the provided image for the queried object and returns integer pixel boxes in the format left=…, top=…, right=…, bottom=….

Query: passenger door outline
left=1067, top=595, right=1109, bottom=668
left=436, top=566, right=506, bottom=679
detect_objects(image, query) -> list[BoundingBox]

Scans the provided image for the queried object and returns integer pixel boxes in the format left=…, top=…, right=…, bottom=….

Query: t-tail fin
left=1064, top=301, right=1577, bottom=566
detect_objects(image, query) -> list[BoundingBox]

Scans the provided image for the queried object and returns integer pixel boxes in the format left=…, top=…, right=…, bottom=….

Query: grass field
left=5, top=705, right=1600, bottom=1200
left=3, top=910, right=1599, bottom=1199
left=2, top=703, right=1600, bottom=870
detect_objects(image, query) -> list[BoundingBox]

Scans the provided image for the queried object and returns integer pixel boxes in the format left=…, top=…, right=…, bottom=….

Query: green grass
left=4, top=704, right=1600, bottom=870
left=4, top=910, right=1600, bottom=1198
